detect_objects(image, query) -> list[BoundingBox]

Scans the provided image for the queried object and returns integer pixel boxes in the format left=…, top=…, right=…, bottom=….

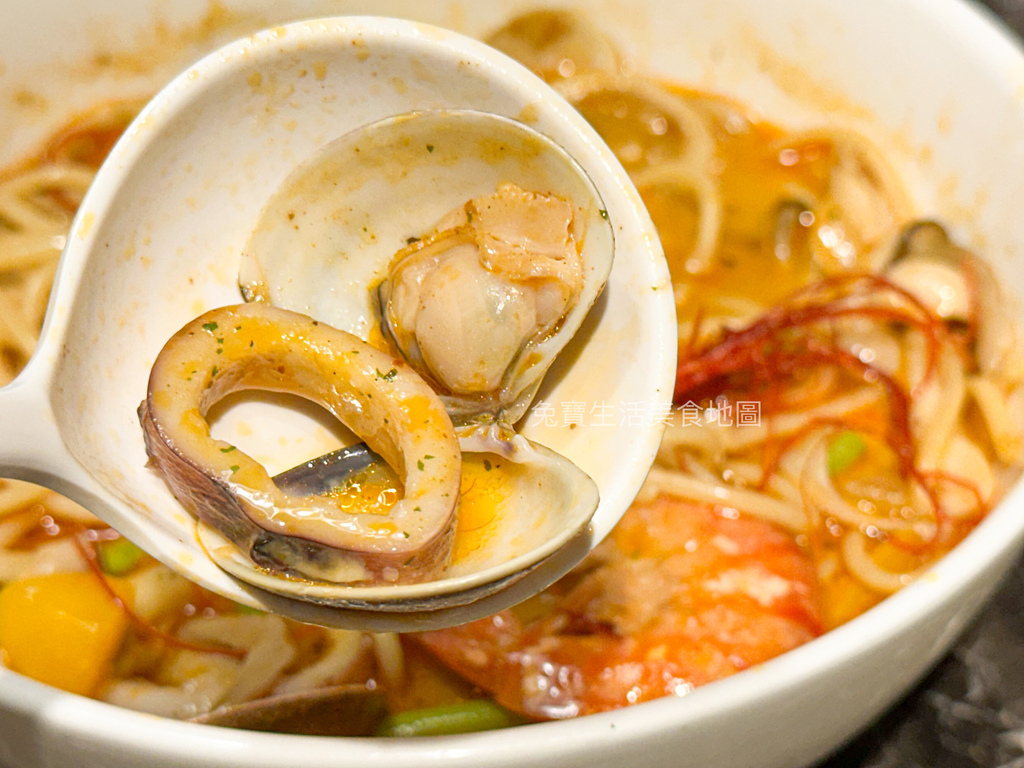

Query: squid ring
left=138, top=303, right=461, bottom=585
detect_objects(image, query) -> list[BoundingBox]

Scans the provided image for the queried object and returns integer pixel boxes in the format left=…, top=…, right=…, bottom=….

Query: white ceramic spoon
left=0, top=16, right=674, bottom=631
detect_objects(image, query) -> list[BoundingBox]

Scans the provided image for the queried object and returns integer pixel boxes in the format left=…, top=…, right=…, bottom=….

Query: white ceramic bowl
left=3, top=1, right=1024, bottom=767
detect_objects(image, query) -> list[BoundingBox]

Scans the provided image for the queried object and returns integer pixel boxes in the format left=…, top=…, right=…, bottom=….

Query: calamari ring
left=138, top=303, right=462, bottom=585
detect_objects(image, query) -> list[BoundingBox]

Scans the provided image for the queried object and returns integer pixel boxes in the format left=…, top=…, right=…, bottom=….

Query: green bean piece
left=375, top=699, right=525, bottom=737
left=96, top=537, right=145, bottom=575
left=827, top=430, right=866, bottom=475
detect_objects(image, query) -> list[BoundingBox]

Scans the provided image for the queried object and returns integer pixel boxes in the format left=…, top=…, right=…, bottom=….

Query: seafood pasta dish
left=0, top=9, right=1021, bottom=733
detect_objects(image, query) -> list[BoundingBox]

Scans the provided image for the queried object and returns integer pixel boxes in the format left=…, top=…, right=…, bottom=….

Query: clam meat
left=378, top=182, right=590, bottom=425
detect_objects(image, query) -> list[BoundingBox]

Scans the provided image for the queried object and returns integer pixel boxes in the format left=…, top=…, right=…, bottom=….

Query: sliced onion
left=841, top=531, right=922, bottom=595
left=273, top=629, right=365, bottom=696
left=640, top=466, right=806, bottom=533
left=177, top=614, right=295, bottom=706
left=909, top=340, right=965, bottom=471
left=969, top=375, right=1024, bottom=464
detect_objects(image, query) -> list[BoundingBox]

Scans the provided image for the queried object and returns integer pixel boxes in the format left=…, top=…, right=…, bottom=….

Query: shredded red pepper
left=71, top=532, right=247, bottom=659
left=674, top=271, right=981, bottom=549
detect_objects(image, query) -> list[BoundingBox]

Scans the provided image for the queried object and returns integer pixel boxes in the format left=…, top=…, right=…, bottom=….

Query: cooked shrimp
left=416, top=495, right=823, bottom=719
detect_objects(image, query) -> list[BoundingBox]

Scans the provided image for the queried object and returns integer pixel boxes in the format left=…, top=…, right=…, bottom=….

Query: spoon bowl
left=0, top=16, right=674, bottom=630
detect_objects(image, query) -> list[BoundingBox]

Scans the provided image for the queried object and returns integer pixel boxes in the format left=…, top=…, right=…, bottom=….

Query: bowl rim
left=4, top=0, right=1024, bottom=764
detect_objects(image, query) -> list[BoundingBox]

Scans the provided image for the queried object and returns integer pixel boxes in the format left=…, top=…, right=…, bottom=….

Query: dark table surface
left=817, top=4, right=1024, bottom=765
left=819, top=552, right=1024, bottom=768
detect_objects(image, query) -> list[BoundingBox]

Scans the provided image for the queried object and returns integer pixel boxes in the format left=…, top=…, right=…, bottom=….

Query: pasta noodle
left=0, top=99, right=143, bottom=384
left=493, top=10, right=1024, bottom=627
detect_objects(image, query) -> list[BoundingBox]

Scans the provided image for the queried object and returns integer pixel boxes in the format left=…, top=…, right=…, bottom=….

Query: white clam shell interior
left=243, top=108, right=615, bottom=426
left=242, top=109, right=613, bottom=350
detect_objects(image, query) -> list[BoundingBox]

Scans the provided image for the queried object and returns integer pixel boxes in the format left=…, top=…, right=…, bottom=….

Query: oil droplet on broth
left=452, top=455, right=507, bottom=562
left=320, top=454, right=508, bottom=563
left=322, top=461, right=402, bottom=515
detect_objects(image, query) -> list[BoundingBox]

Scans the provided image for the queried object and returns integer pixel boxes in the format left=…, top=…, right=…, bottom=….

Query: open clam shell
left=197, top=432, right=598, bottom=611
left=240, top=109, right=614, bottom=426
left=201, top=110, right=613, bottom=607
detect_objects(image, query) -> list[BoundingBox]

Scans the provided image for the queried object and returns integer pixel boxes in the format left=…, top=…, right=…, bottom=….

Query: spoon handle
left=0, top=361, right=84, bottom=491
